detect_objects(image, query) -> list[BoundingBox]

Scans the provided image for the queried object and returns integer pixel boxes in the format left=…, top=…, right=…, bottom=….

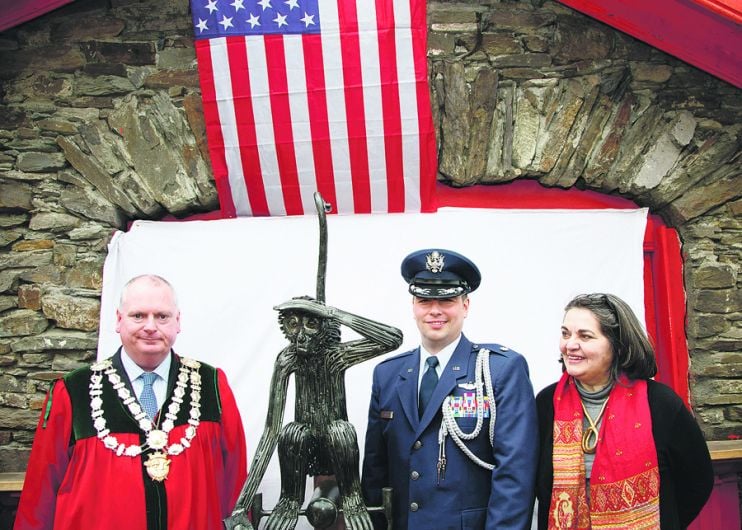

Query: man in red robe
left=14, top=274, right=247, bottom=530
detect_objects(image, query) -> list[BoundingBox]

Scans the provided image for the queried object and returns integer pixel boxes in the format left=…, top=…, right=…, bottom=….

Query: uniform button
left=410, top=471, right=420, bottom=480
left=413, top=440, right=422, bottom=450
left=410, top=502, right=419, bottom=512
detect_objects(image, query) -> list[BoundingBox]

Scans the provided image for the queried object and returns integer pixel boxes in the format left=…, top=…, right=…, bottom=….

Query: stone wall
left=423, top=1, right=741, bottom=440
left=0, top=0, right=739, bottom=477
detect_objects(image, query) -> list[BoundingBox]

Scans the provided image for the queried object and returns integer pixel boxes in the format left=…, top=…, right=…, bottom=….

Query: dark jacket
left=362, top=335, right=538, bottom=530
left=536, top=379, right=714, bottom=530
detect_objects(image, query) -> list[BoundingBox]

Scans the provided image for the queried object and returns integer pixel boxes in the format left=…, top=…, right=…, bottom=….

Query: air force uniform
left=361, top=250, right=538, bottom=530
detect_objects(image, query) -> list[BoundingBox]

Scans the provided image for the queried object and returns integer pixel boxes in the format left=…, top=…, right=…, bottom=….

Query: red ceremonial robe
left=14, top=352, right=247, bottom=530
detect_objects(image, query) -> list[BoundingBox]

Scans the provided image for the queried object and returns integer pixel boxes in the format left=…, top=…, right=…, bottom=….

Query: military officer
left=361, top=249, right=538, bottom=530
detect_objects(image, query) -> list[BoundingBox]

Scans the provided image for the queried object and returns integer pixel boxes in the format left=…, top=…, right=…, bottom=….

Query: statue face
left=280, top=312, right=323, bottom=355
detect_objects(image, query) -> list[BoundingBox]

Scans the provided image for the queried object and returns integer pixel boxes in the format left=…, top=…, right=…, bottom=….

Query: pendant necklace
left=580, top=397, right=608, bottom=454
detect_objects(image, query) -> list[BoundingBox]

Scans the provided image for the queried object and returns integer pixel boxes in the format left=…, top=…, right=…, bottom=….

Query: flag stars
left=247, top=13, right=261, bottom=28
left=193, top=0, right=320, bottom=37
left=196, top=18, right=209, bottom=32
left=205, top=0, right=219, bottom=14
left=300, top=12, right=315, bottom=27
left=273, top=12, right=288, bottom=27
left=219, top=15, right=234, bottom=29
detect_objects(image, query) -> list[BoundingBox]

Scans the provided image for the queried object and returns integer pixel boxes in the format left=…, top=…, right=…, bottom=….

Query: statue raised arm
left=225, top=192, right=402, bottom=530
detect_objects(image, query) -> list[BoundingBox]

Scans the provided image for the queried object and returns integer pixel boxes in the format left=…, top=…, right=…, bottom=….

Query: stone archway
left=425, top=2, right=740, bottom=439
left=0, top=1, right=739, bottom=483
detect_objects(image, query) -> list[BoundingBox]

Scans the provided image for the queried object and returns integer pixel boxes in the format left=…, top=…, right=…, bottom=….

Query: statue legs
left=327, top=420, right=373, bottom=530
left=263, top=420, right=373, bottom=530
left=265, top=422, right=311, bottom=530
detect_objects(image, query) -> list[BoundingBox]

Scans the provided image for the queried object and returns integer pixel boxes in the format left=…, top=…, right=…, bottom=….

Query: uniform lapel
left=165, top=351, right=179, bottom=400
left=416, top=336, right=473, bottom=436
left=108, top=348, right=140, bottom=427
left=396, top=348, right=421, bottom=428
left=111, top=348, right=137, bottom=399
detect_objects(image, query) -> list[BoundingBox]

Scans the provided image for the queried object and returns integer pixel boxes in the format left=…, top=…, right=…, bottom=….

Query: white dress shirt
left=417, top=334, right=462, bottom=391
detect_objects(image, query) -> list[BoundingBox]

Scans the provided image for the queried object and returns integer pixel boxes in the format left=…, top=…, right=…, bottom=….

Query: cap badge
left=426, top=251, right=445, bottom=274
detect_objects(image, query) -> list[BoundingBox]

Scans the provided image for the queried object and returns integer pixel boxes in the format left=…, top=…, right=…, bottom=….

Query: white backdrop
left=98, top=207, right=647, bottom=526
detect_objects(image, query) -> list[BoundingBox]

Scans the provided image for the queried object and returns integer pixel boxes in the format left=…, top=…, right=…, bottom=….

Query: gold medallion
left=144, top=451, right=171, bottom=481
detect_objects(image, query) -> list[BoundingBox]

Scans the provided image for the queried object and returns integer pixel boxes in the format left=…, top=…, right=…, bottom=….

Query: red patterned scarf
left=548, top=373, right=660, bottom=529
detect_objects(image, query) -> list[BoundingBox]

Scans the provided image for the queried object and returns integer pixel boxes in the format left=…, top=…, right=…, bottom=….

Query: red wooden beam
left=692, top=0, right=742, bottom=24
left=0, top=0, right=74, bottom=33
left=557, top=0, right=742, bottom=88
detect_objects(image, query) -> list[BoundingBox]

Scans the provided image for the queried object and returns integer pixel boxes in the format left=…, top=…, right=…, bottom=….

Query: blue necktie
left=139, top=372, right=159, bottom=420
left=419, top=356, right=440, bottom=418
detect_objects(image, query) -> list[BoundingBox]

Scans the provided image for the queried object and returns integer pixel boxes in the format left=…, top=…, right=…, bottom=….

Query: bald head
left=119, top=275, right=179, bottom=310
left=116, top=274, right=181, bottom=370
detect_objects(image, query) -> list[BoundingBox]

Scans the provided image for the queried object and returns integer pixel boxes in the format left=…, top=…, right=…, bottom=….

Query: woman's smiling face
left=560, top=307, right=614, bottom=392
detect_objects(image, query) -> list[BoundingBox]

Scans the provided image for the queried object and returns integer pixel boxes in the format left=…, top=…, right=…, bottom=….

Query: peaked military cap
left=401, top=249, right=481, bottom=299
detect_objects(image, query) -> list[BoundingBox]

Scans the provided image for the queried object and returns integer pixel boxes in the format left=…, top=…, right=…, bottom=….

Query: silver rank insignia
left=426, top=251, right=445, bottom=273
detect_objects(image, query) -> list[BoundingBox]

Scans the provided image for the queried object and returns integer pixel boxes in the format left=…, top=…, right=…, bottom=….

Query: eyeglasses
left=572, top=293, right=609, bottom=304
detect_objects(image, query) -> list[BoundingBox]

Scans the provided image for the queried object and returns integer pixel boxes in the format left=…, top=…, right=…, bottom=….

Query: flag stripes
left=192, top=0, right=436, bottom=216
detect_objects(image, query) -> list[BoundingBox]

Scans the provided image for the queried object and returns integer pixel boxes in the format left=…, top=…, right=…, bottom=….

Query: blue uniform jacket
left=361, top=335, right=538, bottom=530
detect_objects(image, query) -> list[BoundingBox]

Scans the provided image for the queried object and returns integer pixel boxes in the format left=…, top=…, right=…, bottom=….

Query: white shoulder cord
left=437, top=348, right=496, bottom=482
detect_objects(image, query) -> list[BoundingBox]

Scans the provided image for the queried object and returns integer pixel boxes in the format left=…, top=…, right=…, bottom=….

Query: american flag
left=190, top=0, right=437, bottom=216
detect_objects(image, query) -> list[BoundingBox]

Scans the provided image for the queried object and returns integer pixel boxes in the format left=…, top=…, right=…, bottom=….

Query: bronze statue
left=225, top=193, right=402, bottom=530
